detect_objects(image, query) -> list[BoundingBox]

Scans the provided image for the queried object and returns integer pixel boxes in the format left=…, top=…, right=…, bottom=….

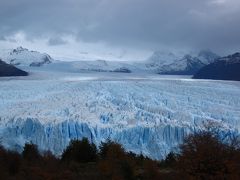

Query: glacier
left=0, top=69, right=240, bottom=159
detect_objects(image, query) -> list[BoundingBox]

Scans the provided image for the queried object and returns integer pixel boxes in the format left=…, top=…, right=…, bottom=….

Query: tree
left=177, top=131, right=240, bottom=179
left=22, top=142, right=40, bottom=161
left=99, top=139, right=115, bottom=159
left=6, top=151, right=21, bottom=175
left=62, top=138, right=97, bottom=163
left=98, top=140, right=135, bottom=180
left=162, top=152, right=177, bottom=168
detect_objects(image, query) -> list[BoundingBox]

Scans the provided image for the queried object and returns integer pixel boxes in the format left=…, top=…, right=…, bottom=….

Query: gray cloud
left=0, top=36, right=6, bottom=41
left=48, top=37, right=67, bottom=46
left=0, top=0, right=240, bottom=54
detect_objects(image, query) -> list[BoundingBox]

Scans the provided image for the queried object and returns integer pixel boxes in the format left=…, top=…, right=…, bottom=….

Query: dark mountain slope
left=0, top=59, right=28, bottom=77
left=193, top=53, right=240, bottom=81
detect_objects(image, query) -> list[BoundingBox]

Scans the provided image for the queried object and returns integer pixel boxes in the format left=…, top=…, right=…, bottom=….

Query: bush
left=99, top=139, right=122, bottom=159
left=22, top=142, right=40, bottom=161
left=177, top=131, right=240, bottom=179
left=6, top=151, right=21, bottom=175
left=1, top=126, right=239, bottom=179
left=98, top=140, right=136, bottom=180
left=0, top=146, right=21, bottom=177
left=62, top=138, right=97, bottom=163
left=160, top=152, right=178, bottom=168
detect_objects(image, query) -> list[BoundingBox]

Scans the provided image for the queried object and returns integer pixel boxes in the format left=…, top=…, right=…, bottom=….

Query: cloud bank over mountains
left=0, top=0, right=240, bottom=60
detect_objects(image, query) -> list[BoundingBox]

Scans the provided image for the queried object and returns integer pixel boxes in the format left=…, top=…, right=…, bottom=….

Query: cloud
left=0, top=0, right=239, bottom=56
left=209, top=0, right=227, bottom=5
left=0, top=35, right=18, bottom=43
left=48, top=37, right=67, bottom=46
left=0, top=36, right=6, bottom=41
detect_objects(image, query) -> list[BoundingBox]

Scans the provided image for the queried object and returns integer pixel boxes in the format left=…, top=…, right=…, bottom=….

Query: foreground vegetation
left=0, top=129, right=240, bottom=180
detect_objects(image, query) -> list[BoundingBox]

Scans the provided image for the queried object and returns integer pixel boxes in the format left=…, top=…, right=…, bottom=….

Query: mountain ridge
left=0, top=47, right=221, bottom=75
left=149, top=50, right=220, bottom=75
left=1, top=46, right=53, bottom=67
left=0, top=59, right=28, bottom=77
left=193, top=52, right=240, bottom=81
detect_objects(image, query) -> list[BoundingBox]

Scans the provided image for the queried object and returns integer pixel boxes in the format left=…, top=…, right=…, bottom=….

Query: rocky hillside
left=193, top=52, right=240, bottom=81
left=1, top=47, right=53, bottom=67
left=0, top=59, right=28, bottom=77
left=144, top=50, right=219, bottom=75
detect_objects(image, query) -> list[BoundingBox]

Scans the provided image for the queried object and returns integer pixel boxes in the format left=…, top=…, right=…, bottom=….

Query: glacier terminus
left=0, top=66, right=239, bottom=160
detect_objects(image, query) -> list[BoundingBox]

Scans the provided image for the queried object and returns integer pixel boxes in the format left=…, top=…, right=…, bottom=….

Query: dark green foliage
left=98, top=140, right=136, bottom=180
left=120, top=160, right=135, bottom=180
left=99, top=139, right=116, bottom=159
left=160, top=152, right=178, bottom=168
left=177, top=131, right=240, bottom=179
left=22, top=142, right=40, bottom=161
left=6, top=151, right=21, bottom=175
left=0, top=130, right=240, bottom=180
left=62, top=138, right=97, bottom=163
left=0, top=145, right=21, bottom=178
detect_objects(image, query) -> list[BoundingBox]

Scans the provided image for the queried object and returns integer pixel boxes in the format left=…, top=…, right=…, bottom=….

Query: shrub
left=98, top=140, right=136, bottom=180
left=62, top=138, right=97, bottom=163
left=22, top=143, right=40, bottom=161
left=177, top=131, right=240, bottom=179
left=160, top=152, right=178, bottom=168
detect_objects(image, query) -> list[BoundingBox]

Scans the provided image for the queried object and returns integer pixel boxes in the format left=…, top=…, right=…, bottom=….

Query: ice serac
left=1, top=118, right=190, bottom=159
left=2, top=46, right=53, bottom=67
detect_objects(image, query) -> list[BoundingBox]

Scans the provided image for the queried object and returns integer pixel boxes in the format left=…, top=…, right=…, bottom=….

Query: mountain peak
left=15, top=46, right=27, bottom=51
left=10, top=46, right=28, bottom=55
left=183, top=54, right=192, bottom=59
left=197, top=50, right=219, bottom=64
left=146, top=50, right=179, bottom=67
left=230, top=52, right=240, bottom=59
left=194, top=52, right=240, bottom=81
left=2, top=47, right=53, bottom=67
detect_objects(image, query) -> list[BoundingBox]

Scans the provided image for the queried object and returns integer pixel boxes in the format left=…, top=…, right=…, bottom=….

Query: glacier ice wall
left=1, top=118, right=191, bottom=159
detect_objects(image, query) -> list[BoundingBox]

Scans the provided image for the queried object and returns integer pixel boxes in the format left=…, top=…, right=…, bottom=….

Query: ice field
left=0, top=69, right=240, bottom=159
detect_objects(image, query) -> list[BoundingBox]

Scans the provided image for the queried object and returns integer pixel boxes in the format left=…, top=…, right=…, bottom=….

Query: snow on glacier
left=0, top=70, right=240, bottom=159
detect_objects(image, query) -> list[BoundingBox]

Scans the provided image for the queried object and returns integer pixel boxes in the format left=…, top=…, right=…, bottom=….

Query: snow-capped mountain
left=39, top=49, right=219, bottom=75
left=194, top=52, right=240, bottom=81
left=1, top=47, right=53, bottom=67
left=0, top=47, right=220, bottom=75
left=197, top=50, right=220, bottom=64
left=145, top=51, right=180, bottom=67
left=158, top=55, right=206, bottom=75
left=216, top=52, right=240, bottom=63
left=0, top=59, right=28, bottom=76
left=144, top=50, right=219, bottom=75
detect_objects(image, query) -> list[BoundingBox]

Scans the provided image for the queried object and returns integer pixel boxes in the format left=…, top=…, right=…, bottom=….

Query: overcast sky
left=0, top=0, right=240, bottom=60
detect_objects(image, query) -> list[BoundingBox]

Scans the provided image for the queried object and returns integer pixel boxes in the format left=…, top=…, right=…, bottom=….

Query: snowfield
left=0, top=69, right=240, bottom=159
